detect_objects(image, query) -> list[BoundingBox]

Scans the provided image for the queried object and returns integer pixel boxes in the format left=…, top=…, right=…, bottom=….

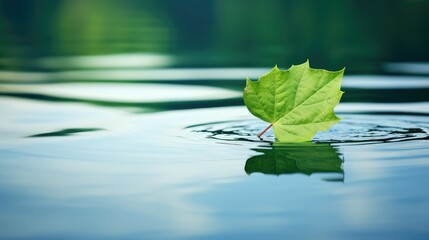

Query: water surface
left=2, top=1, right=429, bottom=238
left=1, top=69, right=429, bottom=239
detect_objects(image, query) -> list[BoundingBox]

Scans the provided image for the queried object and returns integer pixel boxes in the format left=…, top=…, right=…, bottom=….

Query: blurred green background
left=1, top=0, right=429, bottom=74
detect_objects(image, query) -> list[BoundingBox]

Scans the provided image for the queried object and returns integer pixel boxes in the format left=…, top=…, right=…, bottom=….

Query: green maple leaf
left=243, top=60, right=344, bottom=142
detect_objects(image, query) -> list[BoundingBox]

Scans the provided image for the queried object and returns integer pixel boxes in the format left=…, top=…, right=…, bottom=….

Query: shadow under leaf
left=245, top=142, right=344, bottom=181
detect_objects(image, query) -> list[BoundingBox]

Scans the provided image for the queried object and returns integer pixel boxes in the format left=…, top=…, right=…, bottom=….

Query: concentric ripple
left=188, top=114, right=429, bottom=145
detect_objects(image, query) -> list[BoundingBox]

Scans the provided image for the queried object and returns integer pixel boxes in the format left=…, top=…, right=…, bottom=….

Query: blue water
left=2, top=0, right=429, bottom=238
left=0, top=68, right=429, bottom=239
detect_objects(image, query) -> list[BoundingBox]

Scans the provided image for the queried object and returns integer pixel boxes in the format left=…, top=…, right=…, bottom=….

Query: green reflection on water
left=0, top=92, right=243, bottom=112
left=245, top=143, right=343, bottom=180
left=27, top=128, right=103, bottom=137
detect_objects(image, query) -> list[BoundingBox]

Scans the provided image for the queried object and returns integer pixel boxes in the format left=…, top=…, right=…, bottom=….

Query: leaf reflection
left=245, top=143, right=344, bottom=181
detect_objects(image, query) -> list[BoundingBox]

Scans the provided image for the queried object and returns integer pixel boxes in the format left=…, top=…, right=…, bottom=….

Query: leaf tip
left=245, top=77, right=253, bottom=88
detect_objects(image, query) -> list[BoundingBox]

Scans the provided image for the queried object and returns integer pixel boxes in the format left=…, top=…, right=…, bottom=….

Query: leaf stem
left=257, top=124, right=272, bottom=138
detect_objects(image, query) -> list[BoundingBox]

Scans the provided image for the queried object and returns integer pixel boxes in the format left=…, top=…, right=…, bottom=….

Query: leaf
left=243, top=60, right=344, bottom=142
left=244, top=143, right=343, bottom=181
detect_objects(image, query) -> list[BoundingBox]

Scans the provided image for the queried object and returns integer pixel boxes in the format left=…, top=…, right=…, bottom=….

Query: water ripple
left=188, top=114, right=429, bottom=146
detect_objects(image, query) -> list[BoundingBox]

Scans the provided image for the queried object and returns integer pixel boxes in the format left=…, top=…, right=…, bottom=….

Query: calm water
left=2, top=1, right=429, bottom=238
left=0, top=61, right=429, bottom=239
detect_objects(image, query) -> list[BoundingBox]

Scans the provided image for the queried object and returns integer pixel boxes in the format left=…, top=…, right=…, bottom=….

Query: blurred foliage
left=1, top=0, right=429, bottom=73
